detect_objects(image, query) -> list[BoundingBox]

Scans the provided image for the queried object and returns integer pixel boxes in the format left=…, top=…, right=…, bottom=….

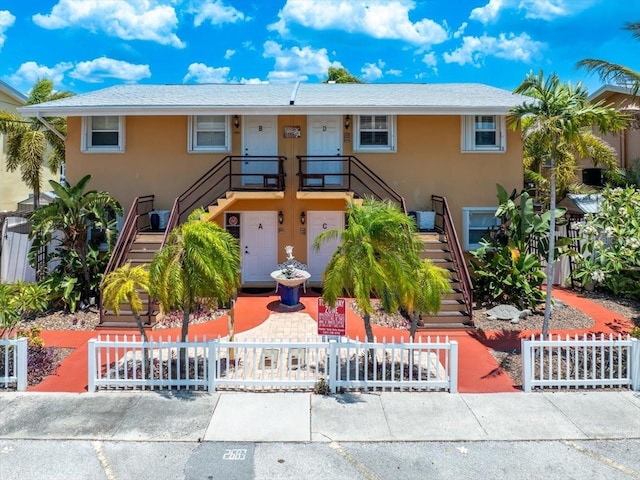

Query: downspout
left=36, top=112, right=67, bottom=184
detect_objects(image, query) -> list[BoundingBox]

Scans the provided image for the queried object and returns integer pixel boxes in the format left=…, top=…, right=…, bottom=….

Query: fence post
left=329, top=341, right=337, bottom=393
left=16, top=338, right=27, bottom=392
left=449, top=340, right=458, bottom=393
left=631, top=338, right=640, bottom=392
left=208, top=339, right=216, bottom=392
left=522, top=337, right=532, bottom=392
left=88, top=339, right=96, bottom=393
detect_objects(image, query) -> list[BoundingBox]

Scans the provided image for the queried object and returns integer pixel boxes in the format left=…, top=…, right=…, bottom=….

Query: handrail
left=431, top=195, right=473, bottom=324
left=162, top=155, right=286, bottom=246
left=101, top=194, right=155, bottom=325
left=296, top=155, right=407, bottom=213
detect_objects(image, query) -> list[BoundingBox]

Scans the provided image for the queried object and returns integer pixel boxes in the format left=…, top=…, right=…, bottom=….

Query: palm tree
left=0, top=79, right=74, bottom=209
left=101, top=263, right=151, bottom=342
left=577, top=22, right=640, bottom=95
left=29, top=174, right=122, bottom=310
left=149, top=209, right=240, bottom=343
left=522, top=109, right=619, bottom=205
left=509, top=71, right=628, bottom=337
left=314, top=198, right=449, bottom=343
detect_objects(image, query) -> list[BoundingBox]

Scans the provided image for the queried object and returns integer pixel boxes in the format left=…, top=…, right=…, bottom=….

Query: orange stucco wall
left=65, top=113, right=523, bottom=266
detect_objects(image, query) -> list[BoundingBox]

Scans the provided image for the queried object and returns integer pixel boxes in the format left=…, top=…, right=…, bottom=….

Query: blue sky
left=1, top=0, right=638, bottom=96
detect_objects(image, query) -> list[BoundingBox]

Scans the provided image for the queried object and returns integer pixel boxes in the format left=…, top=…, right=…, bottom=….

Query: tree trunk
left=134, top=313, right=150, bottom=379
left=363, top=313, right=374, bottom=343
left=542, top=152, right=557, bottom=339
left=179, top=307, right=190, bottom=378
left=410, top=312, right=418, bottom=341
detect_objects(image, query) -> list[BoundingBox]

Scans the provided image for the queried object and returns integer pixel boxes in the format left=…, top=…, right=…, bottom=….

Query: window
left=461, top=115, right=506, bottom=152
left=354, top=115, right=396, bottom=152
left=188, top=115, right=230, bottom=152
left=82, top=116, right=124, bottom=152
left=462, top=207, right=500, bottom=250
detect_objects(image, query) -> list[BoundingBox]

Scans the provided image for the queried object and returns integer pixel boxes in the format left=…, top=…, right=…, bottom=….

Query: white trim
left=461, top=207, right=499, bottom=251
left=81, top=115, right=125, bottom=153
left=461, top=115, right=506, bottom=153
left=21, top=105, right=518, bottom=118
left=188, top=114, right=231, bottom=153
left=353, top=114, right=397, bottom=152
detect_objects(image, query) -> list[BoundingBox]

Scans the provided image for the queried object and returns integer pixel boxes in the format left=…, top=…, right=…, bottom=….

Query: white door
left=307, top=211, right=344, bottom=283
left=242, top=115, right=278, bottom=185
left=307, top=116, right=343, bottom=186
left=241, top=211, right=278, bottom=283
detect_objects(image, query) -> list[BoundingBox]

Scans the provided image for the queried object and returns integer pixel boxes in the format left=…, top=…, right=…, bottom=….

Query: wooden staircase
left=99, top=231, right=162, bottom=329
left=416, top=230, right=474, bottom=330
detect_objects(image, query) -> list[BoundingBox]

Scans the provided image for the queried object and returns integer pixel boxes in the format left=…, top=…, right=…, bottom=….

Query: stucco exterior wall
left=65, top=113, right=523, bottom=265
left=0, top=91, right=57, bottom=211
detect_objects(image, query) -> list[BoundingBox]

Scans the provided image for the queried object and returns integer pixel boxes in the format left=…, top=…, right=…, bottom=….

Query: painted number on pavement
left=223, top=449, right=247, bottom=460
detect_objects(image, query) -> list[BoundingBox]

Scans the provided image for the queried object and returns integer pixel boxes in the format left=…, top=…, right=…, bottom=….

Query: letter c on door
left=322, top=223, right=327, bottom=229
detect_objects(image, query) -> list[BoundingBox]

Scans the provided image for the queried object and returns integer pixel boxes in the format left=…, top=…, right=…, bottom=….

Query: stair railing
left=162, top=155, right=287, bottom=246
left=297, top=155, right=406, bottom=213
left=431, top=195, right=473, bottom=324
left=100, top=195, right=155, bottom=325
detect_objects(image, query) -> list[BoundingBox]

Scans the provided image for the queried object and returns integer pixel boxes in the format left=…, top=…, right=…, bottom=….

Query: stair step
left=416, top=323, right=474, bottom=330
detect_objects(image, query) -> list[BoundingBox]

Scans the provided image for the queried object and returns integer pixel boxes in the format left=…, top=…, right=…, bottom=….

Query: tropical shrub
left=0, top=281, right=50, bottom=337
left=28, top=175, right=122, bottom=312
left=470, top=184, right=569, bottom=309
left=573, top=186, right=640, bottom=299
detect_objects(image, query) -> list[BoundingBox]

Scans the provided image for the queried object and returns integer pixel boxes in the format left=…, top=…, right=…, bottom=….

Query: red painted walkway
left=29, top=288, right=634, bottom=393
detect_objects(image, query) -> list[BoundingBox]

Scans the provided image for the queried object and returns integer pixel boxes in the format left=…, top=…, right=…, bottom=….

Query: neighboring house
left=584, top=85, right=640, bottom=185
left=0, top=80, right=57, bottom=212
left=20, top=83, right=525, bottom=328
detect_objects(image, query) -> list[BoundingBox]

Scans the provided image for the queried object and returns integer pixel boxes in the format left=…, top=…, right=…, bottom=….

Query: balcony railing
left=296, top=155, right=406, bottom=213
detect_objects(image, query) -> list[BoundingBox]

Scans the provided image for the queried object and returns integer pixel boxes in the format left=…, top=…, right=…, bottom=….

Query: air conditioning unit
left=582, top=168, right=603, bottom=187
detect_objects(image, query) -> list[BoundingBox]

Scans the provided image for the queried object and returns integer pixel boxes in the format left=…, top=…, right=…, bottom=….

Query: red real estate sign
left=317, top=298, right=346, bottom=336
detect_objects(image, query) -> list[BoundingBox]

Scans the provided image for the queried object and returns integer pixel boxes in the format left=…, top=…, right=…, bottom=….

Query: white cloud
left=269, top=0, right=448, bottom=47
left=263, top=40, right=340, bottom=83
left=69, top=57, right=151, bottom=83
left=0, top=10, right=15, bottom=49
left=239, top=77, right=268, bottom=84
left=33, top=0, right=184, bottom=48
left=443, top=32, right=544, bottom=66
left=7, top=61, right=73, bottom=88
left=470, top=0, right=506, bottom=24
left=224, top=49, right=236, bottom=60
left=421, top=52, right=437, bottom=67
left=519, top=0, right=569, bottom=20
left=183, top=63, right=231, bottom=83
left=361, top=60, right=384, bottom=81
left=193, top=0, right=247, bottom=27
left=386, top=69, right=402, bottom=77
left=453, top=22, right=467, bottom=39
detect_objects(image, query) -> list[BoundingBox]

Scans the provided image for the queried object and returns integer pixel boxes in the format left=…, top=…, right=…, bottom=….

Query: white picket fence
left=88, top=335, right=458, bottom=393
left=0, top=337, right=28, bottom=391
left=522, top=334, right=640, bottom=392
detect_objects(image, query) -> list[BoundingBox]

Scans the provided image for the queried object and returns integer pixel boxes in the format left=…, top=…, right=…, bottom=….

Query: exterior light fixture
left=233, top=115, right=240, bottom=129
left=300, top=211, right=306, bottom=225
left=344, top=115, right=351, bottom=130
left=278, top=211, right=284, bottom=224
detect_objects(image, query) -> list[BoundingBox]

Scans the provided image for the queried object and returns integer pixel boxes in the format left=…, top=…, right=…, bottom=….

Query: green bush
left=574, top=186, right=640, bottom=299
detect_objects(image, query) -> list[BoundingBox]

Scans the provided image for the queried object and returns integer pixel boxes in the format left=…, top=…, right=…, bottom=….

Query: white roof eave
left=18, top=104, right=516, bottom=117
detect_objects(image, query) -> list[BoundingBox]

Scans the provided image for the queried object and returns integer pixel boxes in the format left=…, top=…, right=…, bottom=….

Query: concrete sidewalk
left=1, top=391, right=639, bottom=443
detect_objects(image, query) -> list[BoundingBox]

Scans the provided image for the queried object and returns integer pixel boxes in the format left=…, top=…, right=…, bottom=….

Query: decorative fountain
left=270, top=246, right=311, bottom=308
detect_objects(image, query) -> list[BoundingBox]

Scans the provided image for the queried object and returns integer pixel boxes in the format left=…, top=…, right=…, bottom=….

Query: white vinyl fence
left=522, top=334, right=640, bottom=392
left=88, top=335, right=458, bottom=393
left=0, top=337, right=27, bottom=391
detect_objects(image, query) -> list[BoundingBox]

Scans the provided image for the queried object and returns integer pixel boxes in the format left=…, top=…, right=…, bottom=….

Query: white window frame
left=188, top=115, right=231, bottom=153
left=461, top=115, right=506, bottom=153
left=354, top=115, right=396, bottom=152
left=462, top=207, right=500, bottom=251
left=81, top=116, right=125, bottom=153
